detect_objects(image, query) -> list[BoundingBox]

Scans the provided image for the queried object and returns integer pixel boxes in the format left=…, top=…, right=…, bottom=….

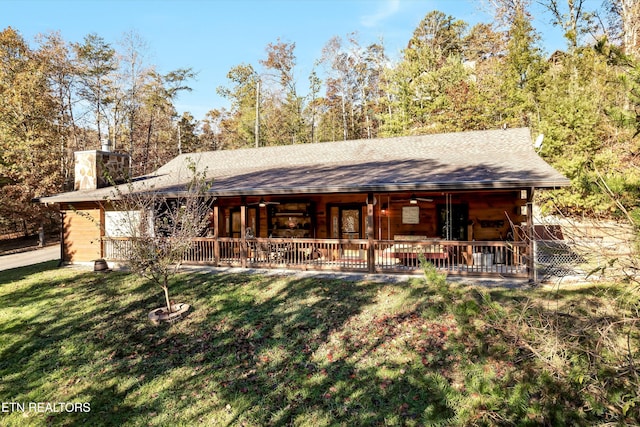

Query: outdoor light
left=258, top=199, right=266, bottom=207
left=409, top=194, right=418, bottom=204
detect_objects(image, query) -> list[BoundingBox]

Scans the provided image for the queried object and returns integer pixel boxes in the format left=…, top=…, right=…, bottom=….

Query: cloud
left=360, top=0, right=400, bottom=28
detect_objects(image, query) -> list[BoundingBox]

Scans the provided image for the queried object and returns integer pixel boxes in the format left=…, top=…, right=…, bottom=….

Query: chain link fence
left=533, top=217, right=638, bottom=283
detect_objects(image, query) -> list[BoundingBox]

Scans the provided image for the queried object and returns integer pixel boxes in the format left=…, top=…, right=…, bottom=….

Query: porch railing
left=102, top=237, right=528, bottom=277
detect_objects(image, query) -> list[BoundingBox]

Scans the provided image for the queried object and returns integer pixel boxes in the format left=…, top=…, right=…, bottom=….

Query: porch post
left=99, top=203, right=105, bottom=259
left=213, top=205, right=220, bottom=266
left=526, top=187, right=535, bottom=282
left=59, top=211, right=66, bottom=266
left=240, top=203, right=247, bottom=268
left=367, top=193, right=375, bottom=273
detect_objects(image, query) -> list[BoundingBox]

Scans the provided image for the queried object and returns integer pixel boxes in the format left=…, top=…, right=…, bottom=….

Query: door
left=230, top=210, right=241, bottom=238
left=340, top=206, right=362, bottom=240
left=229, top=207, right=258, bottom=238
left=437, top=203, right=468, bottom=240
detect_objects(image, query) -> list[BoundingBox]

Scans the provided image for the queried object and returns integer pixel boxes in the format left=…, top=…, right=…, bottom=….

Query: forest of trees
left=1, top=0, right=639, bottom=236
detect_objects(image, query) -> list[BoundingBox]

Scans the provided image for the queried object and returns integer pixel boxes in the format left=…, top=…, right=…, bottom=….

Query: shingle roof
left=38, top=127, right=570, bottom=203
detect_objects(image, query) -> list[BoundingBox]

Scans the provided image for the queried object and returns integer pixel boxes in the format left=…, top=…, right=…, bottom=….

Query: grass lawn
left=0, top=262, right=638, bottom=426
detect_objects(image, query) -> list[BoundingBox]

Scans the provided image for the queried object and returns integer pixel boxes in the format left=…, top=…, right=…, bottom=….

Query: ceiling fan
left=390, top=194, right=434, bottom=204
left=248, top=198, right=280, bottom=207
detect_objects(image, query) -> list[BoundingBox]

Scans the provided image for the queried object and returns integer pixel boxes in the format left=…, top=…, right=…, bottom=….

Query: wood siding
left=215, top=191, right=525, bottom=242
left=62, top=202, right=102, bottom=262
left=62, top=191, right=527, bottom=269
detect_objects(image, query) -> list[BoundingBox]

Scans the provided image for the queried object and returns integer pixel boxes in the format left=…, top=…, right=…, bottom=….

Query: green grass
left=0, top=262, right=639, bottom=426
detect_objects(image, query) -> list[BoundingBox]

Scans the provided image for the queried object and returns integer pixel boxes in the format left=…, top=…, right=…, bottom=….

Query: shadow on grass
left=0, top=260, right=61, bottom=283
left=0, top=263, right=448, bottom=425
left=0, top=263, right=637, bottom=426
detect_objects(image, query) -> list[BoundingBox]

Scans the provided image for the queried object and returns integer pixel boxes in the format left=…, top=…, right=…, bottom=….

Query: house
left=37, top=127, right=570, bottom=279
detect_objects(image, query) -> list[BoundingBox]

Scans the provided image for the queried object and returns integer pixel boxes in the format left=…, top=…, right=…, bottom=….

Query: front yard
left=0, top=262, right=638, bottom=426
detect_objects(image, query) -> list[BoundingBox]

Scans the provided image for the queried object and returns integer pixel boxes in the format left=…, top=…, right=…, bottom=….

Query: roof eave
left=36, top=179, right=571, bottom=204
left=205, top=179, right=571, bottom=197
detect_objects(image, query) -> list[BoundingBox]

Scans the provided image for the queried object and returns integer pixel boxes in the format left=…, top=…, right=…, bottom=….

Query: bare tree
left=118, top=30, right=151, bottom=164
left=107, top=158, right=213, bottom=315
left=484, top=0, right=532, bottom=29
left=512, top=200, right=639, bottom=285
left=538, top=0, right=595, bottom=49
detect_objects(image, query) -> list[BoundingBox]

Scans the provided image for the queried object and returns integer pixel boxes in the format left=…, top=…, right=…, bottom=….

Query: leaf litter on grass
left=1, top=264, right=639, bottom=426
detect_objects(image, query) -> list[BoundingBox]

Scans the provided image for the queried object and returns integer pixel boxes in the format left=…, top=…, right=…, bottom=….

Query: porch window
left=104, top=210, right=150, bottom=237
left=268, top=202, right=313, bottom=238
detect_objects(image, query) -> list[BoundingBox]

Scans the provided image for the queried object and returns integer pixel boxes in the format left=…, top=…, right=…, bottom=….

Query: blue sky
left=2, top=0, right=579, bottom=120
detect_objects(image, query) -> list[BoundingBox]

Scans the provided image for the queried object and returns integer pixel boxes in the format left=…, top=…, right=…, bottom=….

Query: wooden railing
left=373, top=240, right=526, bottom=276
left=102, top=237, right=528, bottom=277
left=102, top=237, right=136, bottom=260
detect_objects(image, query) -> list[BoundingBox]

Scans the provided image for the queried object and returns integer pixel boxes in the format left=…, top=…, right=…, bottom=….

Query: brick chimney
left=74, top=143, right=130, bottom=190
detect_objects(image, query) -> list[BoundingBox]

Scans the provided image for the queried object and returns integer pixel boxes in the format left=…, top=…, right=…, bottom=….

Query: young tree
left=305, top=69, right=322, bottom=143
left=500, top=4, right=547, bottom=128
left=536, top=46, right=622, bottom=216
left=108, top=159, right=213, bottom=316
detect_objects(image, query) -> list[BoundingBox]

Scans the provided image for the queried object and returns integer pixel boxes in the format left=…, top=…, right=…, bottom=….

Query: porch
left=102, top=237, right=529, bottom=278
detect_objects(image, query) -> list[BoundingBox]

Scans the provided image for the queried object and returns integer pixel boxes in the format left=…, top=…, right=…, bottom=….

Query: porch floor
left=209, top=256, right=528, bottom=277
left=182, top=264, right=531, bottom=287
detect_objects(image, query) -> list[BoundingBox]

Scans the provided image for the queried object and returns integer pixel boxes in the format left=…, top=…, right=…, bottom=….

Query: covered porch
left=104, top=236, right=529, bottom=277
left=102, top=186, right=534, bottom=278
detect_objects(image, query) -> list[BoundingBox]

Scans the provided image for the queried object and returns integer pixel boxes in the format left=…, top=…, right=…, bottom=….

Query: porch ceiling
left=38, top=127, right=570, bottom=203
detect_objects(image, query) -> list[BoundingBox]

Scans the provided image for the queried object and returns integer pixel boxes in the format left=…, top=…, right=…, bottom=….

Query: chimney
left=74, top=147, right=130, bottom=191
left=101, top=138, right=113, bottom=152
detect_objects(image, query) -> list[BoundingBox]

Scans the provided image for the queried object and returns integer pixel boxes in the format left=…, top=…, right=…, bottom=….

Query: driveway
left=0, top=245, right=60, bottom=272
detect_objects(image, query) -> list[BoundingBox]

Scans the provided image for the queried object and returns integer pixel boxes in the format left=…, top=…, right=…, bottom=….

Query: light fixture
left=258, top=199, right=266, bottom=207
left=381, top=203, right=388, bottom=215
left=409, top=194, right=418, bottom=204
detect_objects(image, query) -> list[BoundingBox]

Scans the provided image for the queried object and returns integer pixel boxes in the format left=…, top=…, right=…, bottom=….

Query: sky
left=2, top=0, right=580, bottom=121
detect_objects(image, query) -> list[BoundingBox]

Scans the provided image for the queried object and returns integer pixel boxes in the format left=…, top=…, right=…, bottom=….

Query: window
left=105, top=210, right=149, bottom=237
left=268, top=202, right=313, bottom=238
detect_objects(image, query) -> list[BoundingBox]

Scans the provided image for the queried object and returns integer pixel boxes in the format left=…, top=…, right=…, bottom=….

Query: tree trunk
left=162, top=283, right=173, bottom=313
left=144, top=114, right=153, bottom=174
left=341, top=94, right=347, bottom=141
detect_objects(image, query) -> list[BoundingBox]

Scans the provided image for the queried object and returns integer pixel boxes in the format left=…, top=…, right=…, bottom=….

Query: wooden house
left=37, top=127, right=570, bottom=279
